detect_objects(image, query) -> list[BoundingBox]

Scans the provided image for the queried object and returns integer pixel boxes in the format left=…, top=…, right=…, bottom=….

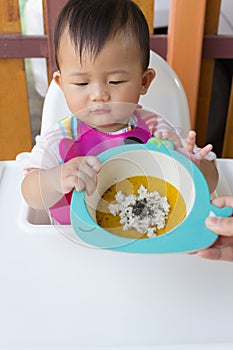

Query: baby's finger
left=153, top=131, right=162, bottom=138
left=157, top=131, right=174, bottom=140
left=61, top=173, right=85, bottom=193
left=76, top=169, right=97, bottom=195
left=184, top=130, right=196, bottom=153
left=78, top=157, right=100, bottom=181
left=72, top=176, right=85, bottom=192
left=154, top=131, right=182, bottom=148
left=193, top=144, right=213, bottom=161
left=85, top=156, right=101, bottom=172
left=60, top=156, right=99, bottom=193
left=166, top=132, right=182, bottom=148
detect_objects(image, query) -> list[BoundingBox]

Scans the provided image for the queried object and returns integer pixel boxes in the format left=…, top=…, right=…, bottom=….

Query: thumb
left=205, top=216, right=233, bottom=236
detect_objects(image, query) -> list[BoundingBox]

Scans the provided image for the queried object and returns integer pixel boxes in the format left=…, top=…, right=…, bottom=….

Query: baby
left=21, top=0, right=215, bottom=224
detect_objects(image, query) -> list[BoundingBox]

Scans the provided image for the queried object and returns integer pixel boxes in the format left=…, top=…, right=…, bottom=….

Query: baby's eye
left=109, top=81, right=125, bottom=85
left=74, top=82, right=88, bottom=86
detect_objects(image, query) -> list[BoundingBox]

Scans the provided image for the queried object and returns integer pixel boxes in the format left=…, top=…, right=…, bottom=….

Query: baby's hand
left=154, top=130, right=182, bottom=149
left=181, top=130, right=213, bottom=166
left=154, top=130, right=213, bottom=166
left=60, top=156, right=101, bottom=195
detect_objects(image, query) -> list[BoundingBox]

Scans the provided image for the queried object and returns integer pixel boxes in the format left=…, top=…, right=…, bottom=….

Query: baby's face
left=54, top=31, right=154, bottom=132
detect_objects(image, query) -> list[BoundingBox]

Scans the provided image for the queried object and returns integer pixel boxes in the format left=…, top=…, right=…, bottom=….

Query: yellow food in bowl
left=96, top=175, right=186, bottom=239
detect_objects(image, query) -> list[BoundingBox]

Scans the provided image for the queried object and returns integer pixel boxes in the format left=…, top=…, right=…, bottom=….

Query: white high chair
left=10, top=50, right=233, bottom=349
left=41, top=50, right=190, bottom=135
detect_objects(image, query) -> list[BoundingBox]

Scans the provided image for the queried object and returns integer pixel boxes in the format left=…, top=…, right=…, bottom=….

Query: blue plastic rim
left=70, top=138, right=232, bottom=253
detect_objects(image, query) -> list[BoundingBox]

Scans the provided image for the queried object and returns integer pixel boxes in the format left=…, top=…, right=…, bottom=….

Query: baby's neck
left=94, top=123, right=129, bottom=133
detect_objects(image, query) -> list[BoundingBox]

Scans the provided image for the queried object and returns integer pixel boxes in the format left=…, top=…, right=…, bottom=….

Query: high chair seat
left=41, top=50, right=190, bottom=135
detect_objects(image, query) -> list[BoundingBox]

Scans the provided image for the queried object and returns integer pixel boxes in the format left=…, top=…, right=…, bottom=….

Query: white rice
left=108, top=185, right=170, bottom=238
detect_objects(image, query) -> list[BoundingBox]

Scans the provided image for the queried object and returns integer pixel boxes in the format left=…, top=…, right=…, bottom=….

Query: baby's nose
left=91, top=85, right=110, bottom=102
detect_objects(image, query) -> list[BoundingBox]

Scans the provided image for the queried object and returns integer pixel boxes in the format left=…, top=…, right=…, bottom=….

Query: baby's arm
left=22, top=156, right=101, bottom=210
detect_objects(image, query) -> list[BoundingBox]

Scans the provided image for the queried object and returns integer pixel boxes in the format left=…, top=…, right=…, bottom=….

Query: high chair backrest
left=41, top=50, right=191, bottom=136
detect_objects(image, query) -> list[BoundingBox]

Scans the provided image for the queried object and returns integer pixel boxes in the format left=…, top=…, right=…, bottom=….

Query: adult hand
left=197, top=196, right=233, bottom=261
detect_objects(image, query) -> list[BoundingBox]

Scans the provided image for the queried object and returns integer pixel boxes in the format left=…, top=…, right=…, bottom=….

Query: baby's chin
left=93, top=122, right=128, bottom=133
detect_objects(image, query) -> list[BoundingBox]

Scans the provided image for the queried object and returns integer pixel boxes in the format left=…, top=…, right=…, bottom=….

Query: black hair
left=54, top=0, right=150, bottom=71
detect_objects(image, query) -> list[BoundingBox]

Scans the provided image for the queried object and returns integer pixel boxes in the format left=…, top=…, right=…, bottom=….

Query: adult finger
left=211, top=196, right=233, bottom=209
left=198, top=246, right=233, bottom=261
left=205, top=215, right=233, bottom=236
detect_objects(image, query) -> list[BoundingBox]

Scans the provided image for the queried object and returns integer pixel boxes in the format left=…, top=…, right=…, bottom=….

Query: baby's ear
left=140, top=68, right=156, bottom=95
left=53, top=71, right=62, bottom=87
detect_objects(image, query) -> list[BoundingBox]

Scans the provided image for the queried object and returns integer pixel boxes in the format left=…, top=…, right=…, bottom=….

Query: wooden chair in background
left=0, top=1, right=32, bottom=159
left=166, top=0, right=233, bottom=157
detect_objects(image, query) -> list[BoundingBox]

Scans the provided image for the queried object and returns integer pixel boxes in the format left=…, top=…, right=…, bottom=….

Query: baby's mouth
left=92, top=109, right=111, bottom=115
left=91, top=104, right=111, bottom=114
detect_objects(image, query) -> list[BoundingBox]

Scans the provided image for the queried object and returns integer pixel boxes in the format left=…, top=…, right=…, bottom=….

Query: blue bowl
left=70, top=138, right=232, bottom=253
